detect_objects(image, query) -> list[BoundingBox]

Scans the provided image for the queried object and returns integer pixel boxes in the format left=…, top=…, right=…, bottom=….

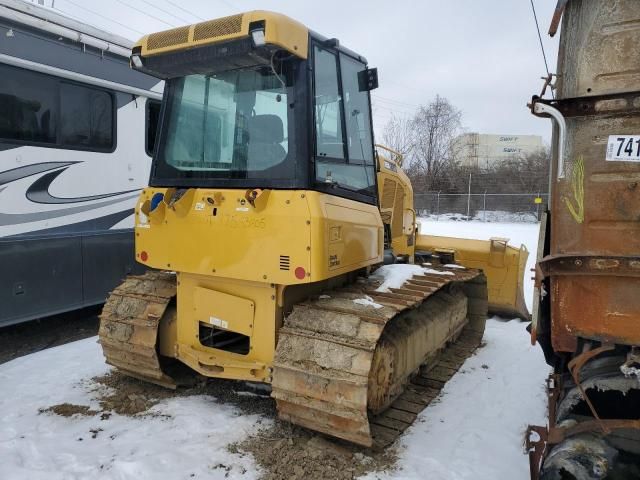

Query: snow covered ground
left=0, top=221, right=550, bottom=480
left=420, top=211, right=540, bottom=224
left=0, top=339, right=264, bottom=480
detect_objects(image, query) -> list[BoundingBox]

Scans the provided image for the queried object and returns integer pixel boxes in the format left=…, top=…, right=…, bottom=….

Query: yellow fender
left=416, top=234, right=530, bottom=320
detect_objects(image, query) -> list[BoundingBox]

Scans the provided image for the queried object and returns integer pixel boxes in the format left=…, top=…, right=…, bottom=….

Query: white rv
left=0, top=0, right=163, bottom=326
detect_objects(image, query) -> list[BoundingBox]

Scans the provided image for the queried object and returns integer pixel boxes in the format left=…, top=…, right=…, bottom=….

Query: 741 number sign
left=606, top=135, right=640, bottom=162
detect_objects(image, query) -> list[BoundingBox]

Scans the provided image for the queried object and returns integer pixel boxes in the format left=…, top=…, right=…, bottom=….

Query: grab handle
left=533, top=102, right=567, bottom=180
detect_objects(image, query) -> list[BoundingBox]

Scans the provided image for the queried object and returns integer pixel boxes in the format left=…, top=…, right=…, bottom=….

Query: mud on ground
left=41, top=371, right=397, bottom=479
left=88, top=372, right=275, bottom=417
left=231, top=421, right=397, bottom=480
left=38, top=403, right=99, bottom=417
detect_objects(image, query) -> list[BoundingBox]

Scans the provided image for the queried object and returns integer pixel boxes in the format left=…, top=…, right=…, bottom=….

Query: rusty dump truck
left=526, top=1, right=640, bottom=478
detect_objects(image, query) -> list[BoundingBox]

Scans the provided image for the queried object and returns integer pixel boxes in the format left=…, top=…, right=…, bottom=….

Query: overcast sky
left=46, top=0, right=560, bottom=143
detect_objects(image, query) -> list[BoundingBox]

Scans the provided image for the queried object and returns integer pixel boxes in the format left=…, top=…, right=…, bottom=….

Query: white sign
left=606, top=135, right=640, bottom=162
left=209, top=316, right=228, bottom=329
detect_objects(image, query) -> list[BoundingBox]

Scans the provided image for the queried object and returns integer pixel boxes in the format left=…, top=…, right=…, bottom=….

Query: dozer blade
left=416, top=234, right=530, bottom=320
left=271, top=267, right=488, bottom=448
left=98, top=271, right=178, bottom=389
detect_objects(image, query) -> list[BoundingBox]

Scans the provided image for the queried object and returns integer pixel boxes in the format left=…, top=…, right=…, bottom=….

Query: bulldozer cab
left=133, top=12, right=378, bottom=206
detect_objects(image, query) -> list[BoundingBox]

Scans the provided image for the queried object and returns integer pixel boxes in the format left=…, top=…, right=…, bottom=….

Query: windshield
left=154, top=64, right=295, bottom=181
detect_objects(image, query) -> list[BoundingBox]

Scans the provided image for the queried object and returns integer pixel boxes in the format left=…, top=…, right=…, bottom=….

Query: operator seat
left=247, top=114, right=287, bottom=173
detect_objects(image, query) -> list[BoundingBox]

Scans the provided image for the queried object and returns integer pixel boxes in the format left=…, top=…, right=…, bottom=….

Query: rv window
left=60, top=83, right=113, bottom=150
left=0, top=64, right=57, bottom=144
left=146, top=99, right=161, bottom=156
left=0, top=63, right=115, bottom=152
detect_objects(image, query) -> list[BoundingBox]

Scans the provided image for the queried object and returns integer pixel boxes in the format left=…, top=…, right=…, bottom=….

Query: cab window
left=340, top=55, right=374, bottom=164
left=313, top=45, right=375, bottom=199
left=313, top=47, right=345, bottom=160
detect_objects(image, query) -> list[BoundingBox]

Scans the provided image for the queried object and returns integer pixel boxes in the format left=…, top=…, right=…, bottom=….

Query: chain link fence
left=414, top=193, right=549, bottom=222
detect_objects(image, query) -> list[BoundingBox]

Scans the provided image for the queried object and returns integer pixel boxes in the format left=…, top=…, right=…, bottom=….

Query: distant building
left=453, top=133, right=544, bottom=169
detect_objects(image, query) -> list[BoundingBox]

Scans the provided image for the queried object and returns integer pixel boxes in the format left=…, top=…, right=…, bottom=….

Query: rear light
left=140, top=251, right=148, bottom=262
left=294, top=267, right=306, bottom=280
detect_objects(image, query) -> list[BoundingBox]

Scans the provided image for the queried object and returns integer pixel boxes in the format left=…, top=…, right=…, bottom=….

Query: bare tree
left=411, top=95, right=462, bottom=191
left=380, top=96, right=463, bottom=193
left=490, top=147, right=551, bottom=193
left=381, top=115, right=415, bottom=159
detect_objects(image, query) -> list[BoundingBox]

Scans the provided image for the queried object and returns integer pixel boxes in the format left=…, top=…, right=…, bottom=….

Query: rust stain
left=551, top=276, right=640, bottom=351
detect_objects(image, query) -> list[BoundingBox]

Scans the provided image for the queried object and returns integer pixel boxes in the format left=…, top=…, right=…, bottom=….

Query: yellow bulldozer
left=99, top=11, right=528, bottom=448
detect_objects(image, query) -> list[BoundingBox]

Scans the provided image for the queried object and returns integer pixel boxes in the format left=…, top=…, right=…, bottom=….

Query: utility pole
left=466, top=172, right=472, bottom=220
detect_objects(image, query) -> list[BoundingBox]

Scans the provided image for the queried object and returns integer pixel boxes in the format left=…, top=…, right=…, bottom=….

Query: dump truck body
left=527, top=1, right=640, bottom=477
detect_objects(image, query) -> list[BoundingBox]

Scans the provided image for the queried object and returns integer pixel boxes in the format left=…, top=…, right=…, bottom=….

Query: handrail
left=375, top=144, right=404, bottom=167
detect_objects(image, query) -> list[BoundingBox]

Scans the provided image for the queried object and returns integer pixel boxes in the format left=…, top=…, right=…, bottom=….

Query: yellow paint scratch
left=563, top=156, right=585, bottom=224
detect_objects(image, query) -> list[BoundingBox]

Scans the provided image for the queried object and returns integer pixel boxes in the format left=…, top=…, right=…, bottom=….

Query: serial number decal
left=219, top=214, right=266, bottom=229
left=209, top=316, right=228, bottom=329
left=606, top=135, right=640, bottom=162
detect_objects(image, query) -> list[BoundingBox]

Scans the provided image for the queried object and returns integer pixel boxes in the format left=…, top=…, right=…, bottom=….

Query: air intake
left=147, top=25, right=190, bottom=50
left=279, top=255, right=290, bottom=271
left=193, top=14, right=243, bottom=41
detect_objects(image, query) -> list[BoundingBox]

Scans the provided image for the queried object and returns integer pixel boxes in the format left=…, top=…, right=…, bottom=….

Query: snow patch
left=621, top=364, right=640, bottom=378
left=374, top=264, right=455, bottom=293
left=421, top=210, right=539, bottom=223
left=443, top=264, right=465, bottom=269
left=353, top=296, right=383, bottom=309
left=374, top=264, right=426, bottom=292
left=556, top=375, right=640, bottom=420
